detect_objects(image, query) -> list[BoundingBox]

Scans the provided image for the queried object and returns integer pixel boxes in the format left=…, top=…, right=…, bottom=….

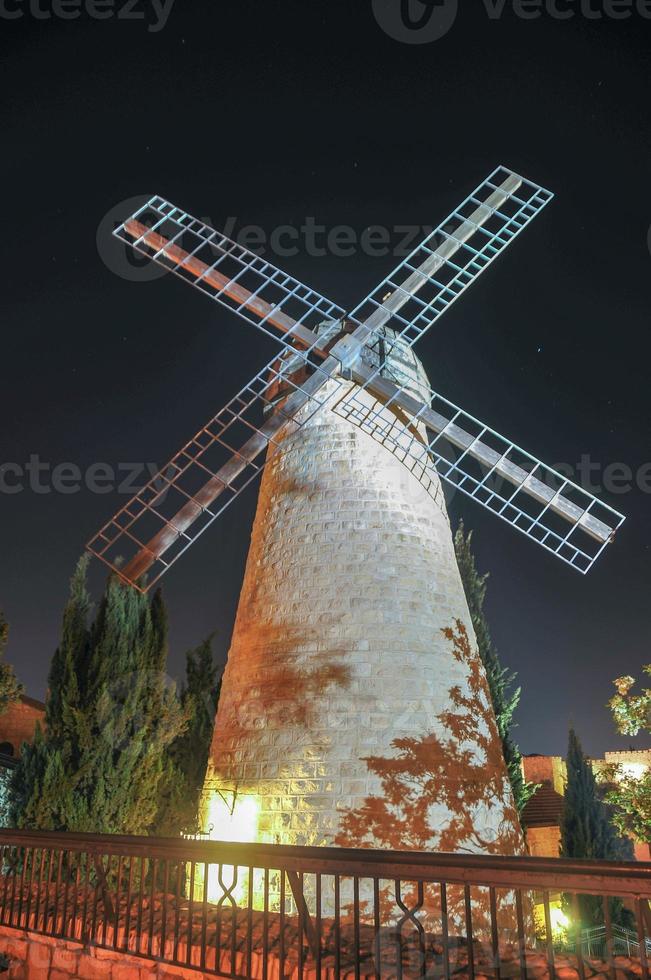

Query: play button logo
left=372, top=0, right=458, bottom=43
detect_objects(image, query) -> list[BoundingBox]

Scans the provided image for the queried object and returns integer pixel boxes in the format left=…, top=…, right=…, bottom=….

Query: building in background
left=521, top=751, right=651, bottom=861
left=591, top=749, right=651, bottom=785
left=521, top=780, right=565, bottom=858
left=0, top=694, right=45, bottom=760
left=0, top=693, right=45, bottom=826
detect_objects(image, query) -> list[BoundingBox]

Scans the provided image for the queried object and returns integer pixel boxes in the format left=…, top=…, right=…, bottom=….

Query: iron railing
left=560, top=923, right=651, bottom=959
left=0, top=829, right=650, bottom=979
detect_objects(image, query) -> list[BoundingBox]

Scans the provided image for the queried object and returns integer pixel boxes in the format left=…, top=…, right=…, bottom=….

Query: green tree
left=10, top=557, right=189, bottom=835
left=453, top=522, right=535, bottom=814
left=560, top=727, right=633, bottom=929
left=601, top=669, right=651, bottom=843
left=0, top=611, right=23, bottom=716
left=155, top=635, right=221, bottom=836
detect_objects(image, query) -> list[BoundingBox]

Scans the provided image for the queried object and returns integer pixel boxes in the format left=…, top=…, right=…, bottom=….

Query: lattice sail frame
left=347, top=166, right=553, bottom=364
left=333, top=376, right=625, bottom=574
left=112, top=198, right=348, bottom=356
left=92, top=207, right=356, bottom=588
left=89, top=350, right=342, bottom=589
left=88, top=167, right=625, bottom=588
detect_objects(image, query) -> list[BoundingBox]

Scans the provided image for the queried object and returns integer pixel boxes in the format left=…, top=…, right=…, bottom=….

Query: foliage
left=0, top=611, right=23, bottom=717
left=454, top=522, right=536, bottom=814
left=10, top=557, right=189, bottom=835
left=602, top=768, right=651, bottom=844
left=560, top=728, right=633, bottom=929
left=155, top=635, right=222, bottom=836
left=335, top=620, right=524, bottom=931
left=609, top=669, right=651, bottom=737
left=601, top=669, right=651, bottom=843
left=336, top=620, right=523, bottom=853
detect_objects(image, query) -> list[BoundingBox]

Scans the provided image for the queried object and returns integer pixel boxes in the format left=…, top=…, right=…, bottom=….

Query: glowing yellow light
left=550, top=907, right=570, bottom=933
left=208, top=793, right=260, bottom=844
left=202, top=793, right=261, bottom=905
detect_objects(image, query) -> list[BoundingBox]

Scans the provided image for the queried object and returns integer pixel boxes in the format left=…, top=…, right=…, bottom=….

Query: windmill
left=89, top=167, right=624, bottom=856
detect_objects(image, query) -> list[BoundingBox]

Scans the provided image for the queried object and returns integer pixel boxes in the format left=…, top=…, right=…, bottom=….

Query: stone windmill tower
left=201, top=328, right=524, bottom=856
left=89, top=167, right=624, bottom=859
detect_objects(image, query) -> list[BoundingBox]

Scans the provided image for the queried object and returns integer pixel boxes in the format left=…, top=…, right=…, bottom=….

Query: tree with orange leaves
left=602, top=670, right=651, bottom=844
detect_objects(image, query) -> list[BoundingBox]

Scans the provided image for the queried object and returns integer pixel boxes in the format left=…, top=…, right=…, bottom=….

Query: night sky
left=1, top=0, right=650, bottom=757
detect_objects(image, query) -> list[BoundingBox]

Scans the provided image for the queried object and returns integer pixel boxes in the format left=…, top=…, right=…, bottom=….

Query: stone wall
left=0, top=924, right=210, bottom=979
left=2, top=918, right=648, bottom=980
left=521, top=755, right=566, bottom=795
left=526, top=824, right=562, bottom=859
left=603, top=750, right=651, bottom=767
left=202, top=342, right=525, bottom=859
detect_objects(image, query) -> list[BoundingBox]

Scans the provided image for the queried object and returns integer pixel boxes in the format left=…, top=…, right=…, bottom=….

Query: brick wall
left=0, top=697, right=45, bottom=758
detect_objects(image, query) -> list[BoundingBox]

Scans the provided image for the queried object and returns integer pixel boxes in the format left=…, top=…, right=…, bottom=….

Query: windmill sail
left=89, top=168, right=622, bottom=588
left=347, top=166, right=553, bottom=363
left=87, top=350, right=343, bottom=590
left=337, top=367, right=625, bottom=574
left=114, top=198, right=345, bottom=357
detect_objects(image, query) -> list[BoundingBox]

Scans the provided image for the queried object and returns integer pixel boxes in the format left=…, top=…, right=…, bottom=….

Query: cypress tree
left=155, top=635, right=221, bottom=836
left=561, top=727, right=633, bottom=928
left=453, top=522, right=535, bottom=814
left=10, top=558, right=188, bottom=835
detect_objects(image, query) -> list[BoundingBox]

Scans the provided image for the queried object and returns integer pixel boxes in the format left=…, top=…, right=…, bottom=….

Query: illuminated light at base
left=208, top=792, right=260, bottom=844
left=200, top=793, right=261, bottom=906
left=534, top=900, right=570, bottom=941
left=550, top=906, right=570, bottom=934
